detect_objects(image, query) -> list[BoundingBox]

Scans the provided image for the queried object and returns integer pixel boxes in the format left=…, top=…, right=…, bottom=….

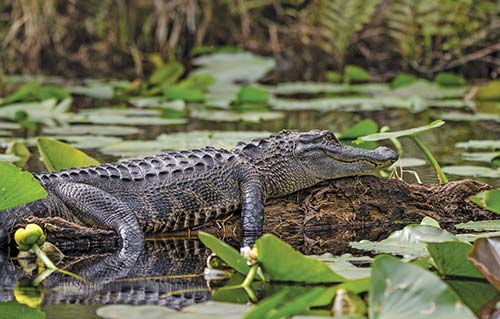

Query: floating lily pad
left=0, top=99, right=68, bottom=125
left=36, top=137, right=100, bottom=171
left=435, top=72, right=466, bottom=87
left=99, top=131, right=272, bottom=157
left=69, top=84, right=114, bottom=99
left=440, top=112, right=500, bottom=123
left=256, top=234, right=345, bottom=283
left=456, top=140, right=500, bottom=151
left=370, top=255, right=476, bottom=319
left=198, top=231, right=250, bottom=275
left=267, top=82, right=389, bottom=95
left=469, top=189, right=500, bottom=214
left=0, top=301, right=46, bottom=319
left=461, top=152, right=500, bottom=164
left=442, top=165, right=500, bottom=178
left=475, top=80, right=500, bottom=101
left=389, top=80, right=469, bottom=99
left=190, top=108, right=284, bottom=123
left=0, top=130, right=11, bottom=136
left=0, top=154, right=21, bottom=162
left=129, top=97, right=185, bottom=109
left=0, top=121, right=21, bottom=130
left=0, top=162, right=47, bottom=211
left=68, top=108, right=186, bottom=126
left=390, top=73, right=418, bottom=89
left=47, top=135, right=123, bottom=149
left=456, top=220, right=500, bottom=231
left=42, top=125, right=140, bottom=137
left=350, top=223, right=457, bottom=258
left=192, top=52, right=275, bottom=108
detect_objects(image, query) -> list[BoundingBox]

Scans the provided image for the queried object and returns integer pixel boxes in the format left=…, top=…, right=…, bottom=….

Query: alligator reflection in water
left=0, top=239, right=210, bottom=310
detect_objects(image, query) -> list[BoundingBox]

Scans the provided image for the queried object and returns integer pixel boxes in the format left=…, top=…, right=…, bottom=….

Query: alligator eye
left=322, top=131, right=338, bottom=143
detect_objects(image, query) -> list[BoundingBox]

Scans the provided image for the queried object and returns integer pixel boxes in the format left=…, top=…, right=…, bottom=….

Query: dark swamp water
left=0, top=54, right=499, bottom=318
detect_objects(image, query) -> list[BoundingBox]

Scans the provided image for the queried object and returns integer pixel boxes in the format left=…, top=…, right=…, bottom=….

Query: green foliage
left=343, top=65, right=370, bottom=84
left=161, top=85, right=205, bottom=103
left=0, top=162, right=47, bottom=211
left=435, top=72, right=466, bottom=86
left=148, top=62, right=184, bottom=85
left=476, top=80, right=500, bottom=100
left=326, top=71, right=342, bottom=83
left=390, top=73, right=418, bottom=88
left=313, top=0, right=379, bottom=62
left=256, top=234, right=345, bottom=283
left=469, top=189, right=500, bottom=214
left=198, top=231, right=250, bottom=275
left=236, top=86, right=269, bottom=105
left=0, top=301, right=45, bottom=319
left=36, top=137, right=100, bottom=172
left=176, top=74, right=215, bottom=91
left=370, top=255, right=476, bottom=319
left=0, top=83, right=70, bottom=106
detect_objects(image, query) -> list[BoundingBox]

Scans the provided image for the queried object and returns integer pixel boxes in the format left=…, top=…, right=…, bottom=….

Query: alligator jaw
left=324, top=145, right=399, bottom=169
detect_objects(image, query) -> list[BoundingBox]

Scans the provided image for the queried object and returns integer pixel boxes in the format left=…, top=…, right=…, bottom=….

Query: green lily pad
left=456, top=140, right=500, bottom=151
left=68, top=108, right=187, bottom=126
left=42, top=125, right=140, bottom=136
left=442, top=165, right=500, bottom=178
left=48, top=135, right=123, bottom=149
left=36, top=137, right=100, bottom=171
left=149, top=62, right=184, bottom=85
left=129, top=97, right=185, bottom=110
left=0, top=162, right=47, bottom=211
left=192, top=52, right=275, bottom=108
left=6, top=142, right=30, bottom=167
left=0, top=301, right=46, bottom=319
left=389, top=80, right=469, bottom=99
left=236, top=86, right=269, bottom=104
left=69, top=84, right=114, bottom=99
left=0, top=154, right=20, bottom=162
left=461, top=152, right=500, bottom=164
left=344, top=65, right=370, bottom=84
left=427, top=241, right=482, bottom=278
left=435, top=72, right=466, bottom=87
left=267, top=82, right=389, bottom=95
left=162, top=85, right=205, bottom=103
left=190, top=109, right=284, bottom=123
left=469, top=189, right=500, bottom=214
left=198, top=231, right=250, bottom=275
left=350, top=224, right=457, bottom=258
left=0, top=99, right=68, bottom=125
left=338, top=119, right=378, bottom=139
left=475, top=80, right=500, bottom=101
left=370, top=255, right=476, bottom=319
left=0, top=121, right=21, bottom=130
left=390, top=73, right=418, bottom=89
left=456, top=220, right=500, bottom=231
left=256, top=234, right=345, bottom=283
left=440, top=111, right=500, bottom=123
left=360, top=120, right=444, bottom=141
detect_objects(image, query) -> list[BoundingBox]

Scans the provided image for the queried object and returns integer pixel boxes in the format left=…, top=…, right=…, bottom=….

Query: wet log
left=28, top=175, right=495, bottom=255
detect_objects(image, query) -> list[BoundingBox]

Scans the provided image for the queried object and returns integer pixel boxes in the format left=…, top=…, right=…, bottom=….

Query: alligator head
left=292, top=129, right=399, bottom=179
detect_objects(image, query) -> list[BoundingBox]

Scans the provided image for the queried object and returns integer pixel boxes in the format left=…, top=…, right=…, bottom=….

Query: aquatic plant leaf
left=435, top=72, right=466, bottom=87
left=0, top=162, right=46, bottom=211
left=6, top=142, right=30, bottom=167
left=389, top=80, right=469, bottom=99
left=461, top=152, right=500, bottom=164
left=0, top=82, right=40, bottom=105
left=0, top=301, right=46, bottom=319
left=445, top=279, right=499, bottom=313
left=256, top=234, right=345, bottom=283
left=37, top=85, right=70, bottom=101
left=326, top=71, right=342, bottom=83
left=456, top=140, right=500, bottom=150
left=236, top=86, right=269, bottom=104
left=0, top=121, right=21, bottom=130
left=343, top=65, right=370, bottom=84
left=370, top=255, right=476, bottom=319
left=442, top=165, right=500, bottom=178
left=244, top=289, right=288, bottom=319
left=350, top=224, right=457, bottom=258
left=177, top=73, right=215, bottom=91
left=267, top=82, right=389, bottom=95
left=191, top=109, right=284, bottom=123
left=469, top=189, right=500, bottom=214
left=468, top=237, right=500, bottom=290
left=198, top=231, right=250, bottom=275
left=440, top=111, right=500, bottom=123
left=96, top=304, right=176, bottom=319
left=427, top=241, right=483, bottom=278
left=129, top=97, right=185, bottom=110
left=69, top=108, right=186, bottom=126
left=359, top=120, right=444, bottom=141
left=69, top=85, right=114, bottom=99
left=338, top=119, right=378, bottom=139
left=475, top=80, right=500, bottom=101
left=42, top=125, right=140, bottom=137
left=456, top=220, right=500, bottom=231
left=0, top=99, right=67, bottom=124
left=47, top=135, right=123, bottom=149
left=390, top=73, right=418, bottom=89
left=162, top=85, right=205, bottom=102
left=149, top=62, right=184, bottom=85
left=36, top=137, right=100, bottom=172
left=0, top=154, right=20, bottom=163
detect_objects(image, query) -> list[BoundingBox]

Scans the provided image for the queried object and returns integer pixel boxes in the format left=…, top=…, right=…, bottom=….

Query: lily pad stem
left=410, top=135, right=448, bottom=183
left=241, top=264, right=258, bottom=288
left=31, top=243, right=57, bottom=270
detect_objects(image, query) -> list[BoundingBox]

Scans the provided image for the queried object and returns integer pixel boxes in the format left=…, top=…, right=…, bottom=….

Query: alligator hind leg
left=53, top=183, right=144, bottom=255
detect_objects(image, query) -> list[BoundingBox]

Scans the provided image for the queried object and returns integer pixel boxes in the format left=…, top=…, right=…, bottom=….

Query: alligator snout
left=375, top=146, right=399, bottom=163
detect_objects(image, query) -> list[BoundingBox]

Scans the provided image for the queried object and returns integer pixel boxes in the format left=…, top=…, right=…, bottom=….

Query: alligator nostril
left=377, top=146, right=399, bottom=162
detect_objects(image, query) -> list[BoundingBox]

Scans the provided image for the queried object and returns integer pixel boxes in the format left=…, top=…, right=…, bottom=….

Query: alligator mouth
left=324, top=149, right=398, bottom=168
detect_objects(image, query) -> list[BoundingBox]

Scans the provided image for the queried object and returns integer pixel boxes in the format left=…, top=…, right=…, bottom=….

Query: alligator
left=0, top=129, right=398, bottom=253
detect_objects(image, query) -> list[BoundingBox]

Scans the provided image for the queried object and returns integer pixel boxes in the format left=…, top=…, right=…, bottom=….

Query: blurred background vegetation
left=0, top=0, right=499, bottom=81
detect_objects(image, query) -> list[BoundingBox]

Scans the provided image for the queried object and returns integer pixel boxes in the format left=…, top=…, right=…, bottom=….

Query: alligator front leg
left=240, top=180, right=265, bottom=254
left=53, top=183, right=144, bottom=255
